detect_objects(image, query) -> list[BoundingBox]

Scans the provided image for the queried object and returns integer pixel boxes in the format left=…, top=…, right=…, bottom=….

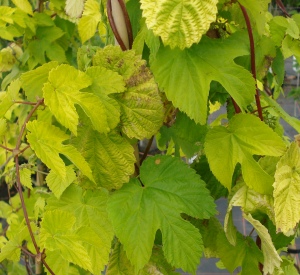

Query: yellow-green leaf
left=11, top=0, right=33, bottom=15
left=273, top=142, right=300, bottom=235
left=243, top=213, right=282, bottom=275
left=26, top=120, right=94, bottom=181
left=78, top=0, right=101, bottom=43
left=140, top=0, right=218, bottom=49
left=19, top=168, right=32, bottom=190
left=43, top=64, right=111, bottom=135
left=46, top=166, right=76, bottom=198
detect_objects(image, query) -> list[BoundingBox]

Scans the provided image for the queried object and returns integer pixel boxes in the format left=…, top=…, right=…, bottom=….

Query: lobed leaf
left=26, top=120, right=93, bottom=181
left=205, top=114, right=286, bottom=193
left=151, top=32, right=255, bottom=124
left=140, top=0, right=218, bottom=49
left=46, top=184, right=114, bottom=273
left=43, top=64, right=111, bottom=135
left=40, top=210, right=93, bottom=272
left=107, top=155, right=216, bottom=273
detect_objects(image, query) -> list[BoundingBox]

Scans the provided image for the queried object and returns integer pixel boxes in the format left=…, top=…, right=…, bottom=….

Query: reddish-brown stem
left=0, top=144, right=13, bottom=152
left=239, top=4, right=264, bottom=121
left=276, top=0, right=291, bottom=17
left=15, top=156, right=40, bottom=252
left=13, top=97, right=55, bottom=275
left=13, top=101, right=39, bottom=106
left=256, top=235, right=264, bottom=273
left=231, top=98, right=241, bottom=114
left=140, top=136, right=154, bottom=165
left=107, top=0, right=133, bottom=50
left=15, top=98, right=44, bottom=150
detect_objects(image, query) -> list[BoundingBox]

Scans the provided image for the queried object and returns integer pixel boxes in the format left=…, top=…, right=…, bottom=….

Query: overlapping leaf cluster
left=0, top=0, right=300, bottom=274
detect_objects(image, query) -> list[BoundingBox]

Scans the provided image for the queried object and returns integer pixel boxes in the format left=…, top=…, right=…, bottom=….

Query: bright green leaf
left=11, top=0, right=33, bottom=15
left=71, top=115, right=135, bottom=190
left=273, top=142, right=300, bottom=235
left=243, top=213, right=282, bottom=275
left=19, top=168, right=32, bottom=190
left=108, top=155, right=216, bottom=273
left=40, top=210, right=93, bottom=272
left=46, top=165, right=76, bottom=198
left=21, top=61, right=59, bottom=102
left=205, top=114, right=286, bottom=193
left=26, top=120, right=94, bottom=181
left=140, top=0, right=218, bottom=49
left=93, top=46, right=164, bottom=139
left=78, top=0, right=101, bottom=43
left=151, top=32, right=255, bottom=124
left=157, top=111, right=207, bottom=158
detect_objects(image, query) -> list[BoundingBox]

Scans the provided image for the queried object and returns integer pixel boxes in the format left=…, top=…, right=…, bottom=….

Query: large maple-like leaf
left=140, top=0, right=218, bottom=49
left=273, top=142, right=300, bottom=235
left=71, top=112, right=135, bottom=190
left=46, top=184, right=114, bottom=273
left=43, top=64, right=113, bottom=135
left=151, top=31, right=255, bottom=124
left=107, top=155, right=216, bottom=273
left=204, top=114, right=286, bottom=194
left=93, top=46, right=164, bottom=139
left=26, top=120, right=93, bottom=181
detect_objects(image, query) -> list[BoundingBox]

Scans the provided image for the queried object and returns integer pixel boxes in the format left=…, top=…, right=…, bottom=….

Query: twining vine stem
left=239, top=3, right=264, bottom=121
left=11, top=98, right=55, bottom=275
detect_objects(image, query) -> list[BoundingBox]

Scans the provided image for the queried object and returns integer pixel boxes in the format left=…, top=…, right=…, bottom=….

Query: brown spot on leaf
left=155, top=159, right=161, bottom=165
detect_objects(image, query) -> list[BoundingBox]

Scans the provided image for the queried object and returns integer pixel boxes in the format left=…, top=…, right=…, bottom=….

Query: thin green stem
left=239, top=3, right=264, bottom=121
